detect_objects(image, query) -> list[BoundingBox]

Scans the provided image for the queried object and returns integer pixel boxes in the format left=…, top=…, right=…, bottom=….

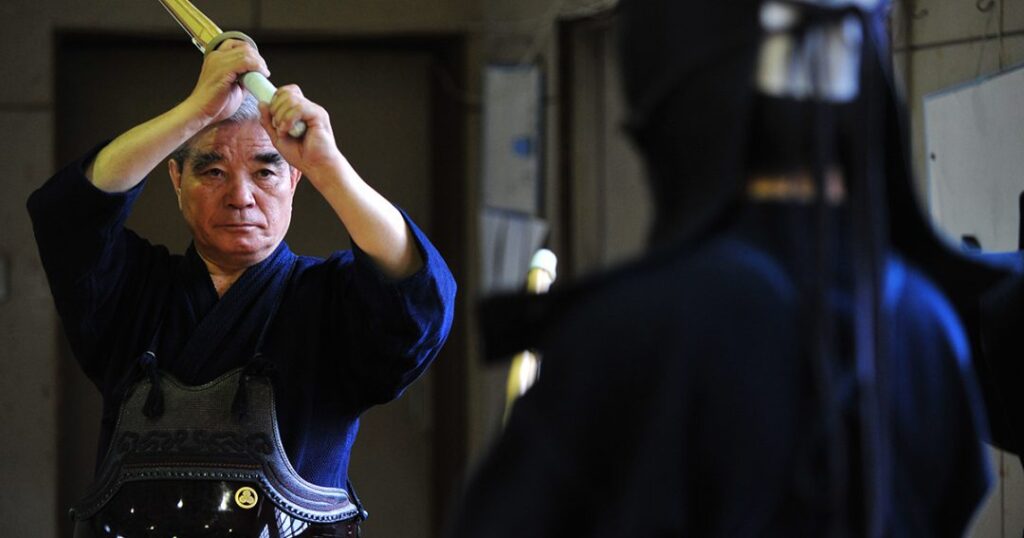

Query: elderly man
left=29, top=40, right=455, bottom=536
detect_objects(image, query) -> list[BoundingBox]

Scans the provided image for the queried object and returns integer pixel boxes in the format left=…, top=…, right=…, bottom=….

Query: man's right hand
left=86, top=40, right=270, bottom=193
left=181, top=40, right=270, bottom=128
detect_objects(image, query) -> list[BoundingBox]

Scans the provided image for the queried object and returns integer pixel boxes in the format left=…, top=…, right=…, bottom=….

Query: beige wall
left=0, top=1, right=59, bottom=534
left=0, top=110, right=58, bottom=534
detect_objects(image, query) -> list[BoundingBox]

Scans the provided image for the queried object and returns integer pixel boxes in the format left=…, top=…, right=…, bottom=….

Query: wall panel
left=0, top=110, right=58, bottom=537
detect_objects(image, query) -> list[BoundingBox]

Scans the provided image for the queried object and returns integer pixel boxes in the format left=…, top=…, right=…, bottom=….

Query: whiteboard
left=924, top=66, right=1024, bottom=538
left=925, top=64, right=1024, bottom=252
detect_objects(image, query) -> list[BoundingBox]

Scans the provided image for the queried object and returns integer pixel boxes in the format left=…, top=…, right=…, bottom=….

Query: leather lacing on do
left=131, top=350, right=276, bottom=422
left=231, top=356, right=278, bottom=421
left=139, top=351, right=164, bottom=419
left=132, top=261, right=296, bottom=421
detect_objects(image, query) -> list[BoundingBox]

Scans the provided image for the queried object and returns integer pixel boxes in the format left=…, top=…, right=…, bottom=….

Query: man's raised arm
left=87, top=40, right=269, bottom=192
left=259, top=85, right=424, bottom=280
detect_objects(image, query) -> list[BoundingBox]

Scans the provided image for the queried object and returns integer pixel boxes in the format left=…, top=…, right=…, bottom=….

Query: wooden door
left=56, top=35, right=462, bottom=538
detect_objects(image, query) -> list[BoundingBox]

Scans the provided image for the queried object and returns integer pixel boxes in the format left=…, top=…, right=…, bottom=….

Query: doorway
left=55, top=34, right=467, bottom=538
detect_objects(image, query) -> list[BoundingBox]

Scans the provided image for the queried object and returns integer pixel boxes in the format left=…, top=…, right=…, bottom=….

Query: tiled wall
left=0, top=108, right=58, bottom=534
left=894, top=0, right=1024, bottom=196
left=0, top=0, right=58, bottom=533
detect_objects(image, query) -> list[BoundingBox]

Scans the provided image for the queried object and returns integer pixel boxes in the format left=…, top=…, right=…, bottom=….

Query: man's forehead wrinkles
left=186, top=123, right=280, bottom=171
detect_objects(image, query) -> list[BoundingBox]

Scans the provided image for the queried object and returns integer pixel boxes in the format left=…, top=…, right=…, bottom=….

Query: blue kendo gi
left=962, top=250, right=1024, bottom=467
left=27, top=143, right=457, bottom=493
left=451, top=204, right=991, bottom=538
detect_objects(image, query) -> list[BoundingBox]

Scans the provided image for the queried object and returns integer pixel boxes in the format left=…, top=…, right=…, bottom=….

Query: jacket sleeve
left=893, top=261, right=993, bottom=535
left=26, top=143, right=151, bottom=385
left=335, top=209, right=457, bottom=407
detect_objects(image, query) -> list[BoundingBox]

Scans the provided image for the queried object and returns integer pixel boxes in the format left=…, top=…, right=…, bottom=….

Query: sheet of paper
left=480, top=208, right=549, bottom=294
left=925, top=65, right=1024, bottom=252
left=482, top=64, right=543, bottom=214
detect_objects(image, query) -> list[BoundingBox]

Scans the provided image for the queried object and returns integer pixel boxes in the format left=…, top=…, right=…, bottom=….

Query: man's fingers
left=271, top=102, right=298, bottom=137
left=269, top=85, right=302, bottom=118
left=278, top=104, right=307, bottom=137
left=208, top=41, right=270, bottom=79
left=279, top=84, right=303, bottom=97
left=217, top=38, right=245, bottom=51
left=258, top=103, right=283, bottom=143
left=239, top=47, right=271, bottom=78
left=265, top=85, right=325, bottom=138
left=269, top=87, right=302, bottom=133
left=269, top=91, right=288, bottom=120
left=232, top=46, right=270, bottom=79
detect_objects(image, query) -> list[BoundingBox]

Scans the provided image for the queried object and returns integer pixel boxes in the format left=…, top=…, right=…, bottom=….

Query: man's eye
left=202, top=168, right=224, bottom=178
left=257, top=169, right=277, bottom=179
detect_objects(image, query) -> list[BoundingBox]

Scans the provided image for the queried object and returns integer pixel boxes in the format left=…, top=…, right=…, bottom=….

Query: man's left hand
left=259, top=85, right=343, bottom=181
left=258, top=84, right=423, bottom=279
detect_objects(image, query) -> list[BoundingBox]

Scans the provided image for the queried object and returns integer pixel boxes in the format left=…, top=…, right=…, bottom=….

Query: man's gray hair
left=169, top=93, right=262, bottom=170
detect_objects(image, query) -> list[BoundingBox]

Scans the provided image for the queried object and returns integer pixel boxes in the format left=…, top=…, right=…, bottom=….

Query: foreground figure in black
left=449, top=1, right=998, bottom=536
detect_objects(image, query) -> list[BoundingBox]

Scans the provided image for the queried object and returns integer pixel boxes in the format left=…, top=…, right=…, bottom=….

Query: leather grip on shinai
left=242, top=72, right=307, bottom=138
left=204, top=31, right=306, bottom=139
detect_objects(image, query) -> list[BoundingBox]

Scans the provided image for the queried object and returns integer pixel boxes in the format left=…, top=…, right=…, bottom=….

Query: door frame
left=54, top=32, right=469, bottom=538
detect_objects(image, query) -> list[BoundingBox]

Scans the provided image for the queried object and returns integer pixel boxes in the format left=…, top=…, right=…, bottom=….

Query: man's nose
left=225, top=177, right=256, bottom=209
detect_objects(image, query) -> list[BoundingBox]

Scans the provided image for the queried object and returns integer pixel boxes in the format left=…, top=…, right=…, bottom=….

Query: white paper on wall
left=482, top=64, right=543, bottom=214
left=925, top=65, right=1024, bottom=252
left=480, top=208, right=549, bottom=295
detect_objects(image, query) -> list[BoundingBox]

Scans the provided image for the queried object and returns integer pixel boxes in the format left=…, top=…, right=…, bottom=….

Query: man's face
left=169, top=120, right=301, bottom=270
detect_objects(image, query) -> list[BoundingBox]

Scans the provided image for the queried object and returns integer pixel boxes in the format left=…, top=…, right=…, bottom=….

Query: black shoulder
left=538, top=237, right=803, bottom=373
left=886, top=256, right=970, bottom=370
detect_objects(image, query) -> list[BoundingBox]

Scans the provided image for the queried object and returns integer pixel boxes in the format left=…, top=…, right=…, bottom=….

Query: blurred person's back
left=447, top=1, right=995, bottom=536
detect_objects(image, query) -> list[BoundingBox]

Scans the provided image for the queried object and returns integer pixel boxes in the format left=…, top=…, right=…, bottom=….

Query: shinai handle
left=241, top=72, right=307, bottom=138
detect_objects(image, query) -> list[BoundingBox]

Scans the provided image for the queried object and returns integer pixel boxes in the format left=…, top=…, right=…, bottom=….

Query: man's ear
left=289, top=166, right=302, bottom=193
left=168, top=159, right=184, bottom=210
